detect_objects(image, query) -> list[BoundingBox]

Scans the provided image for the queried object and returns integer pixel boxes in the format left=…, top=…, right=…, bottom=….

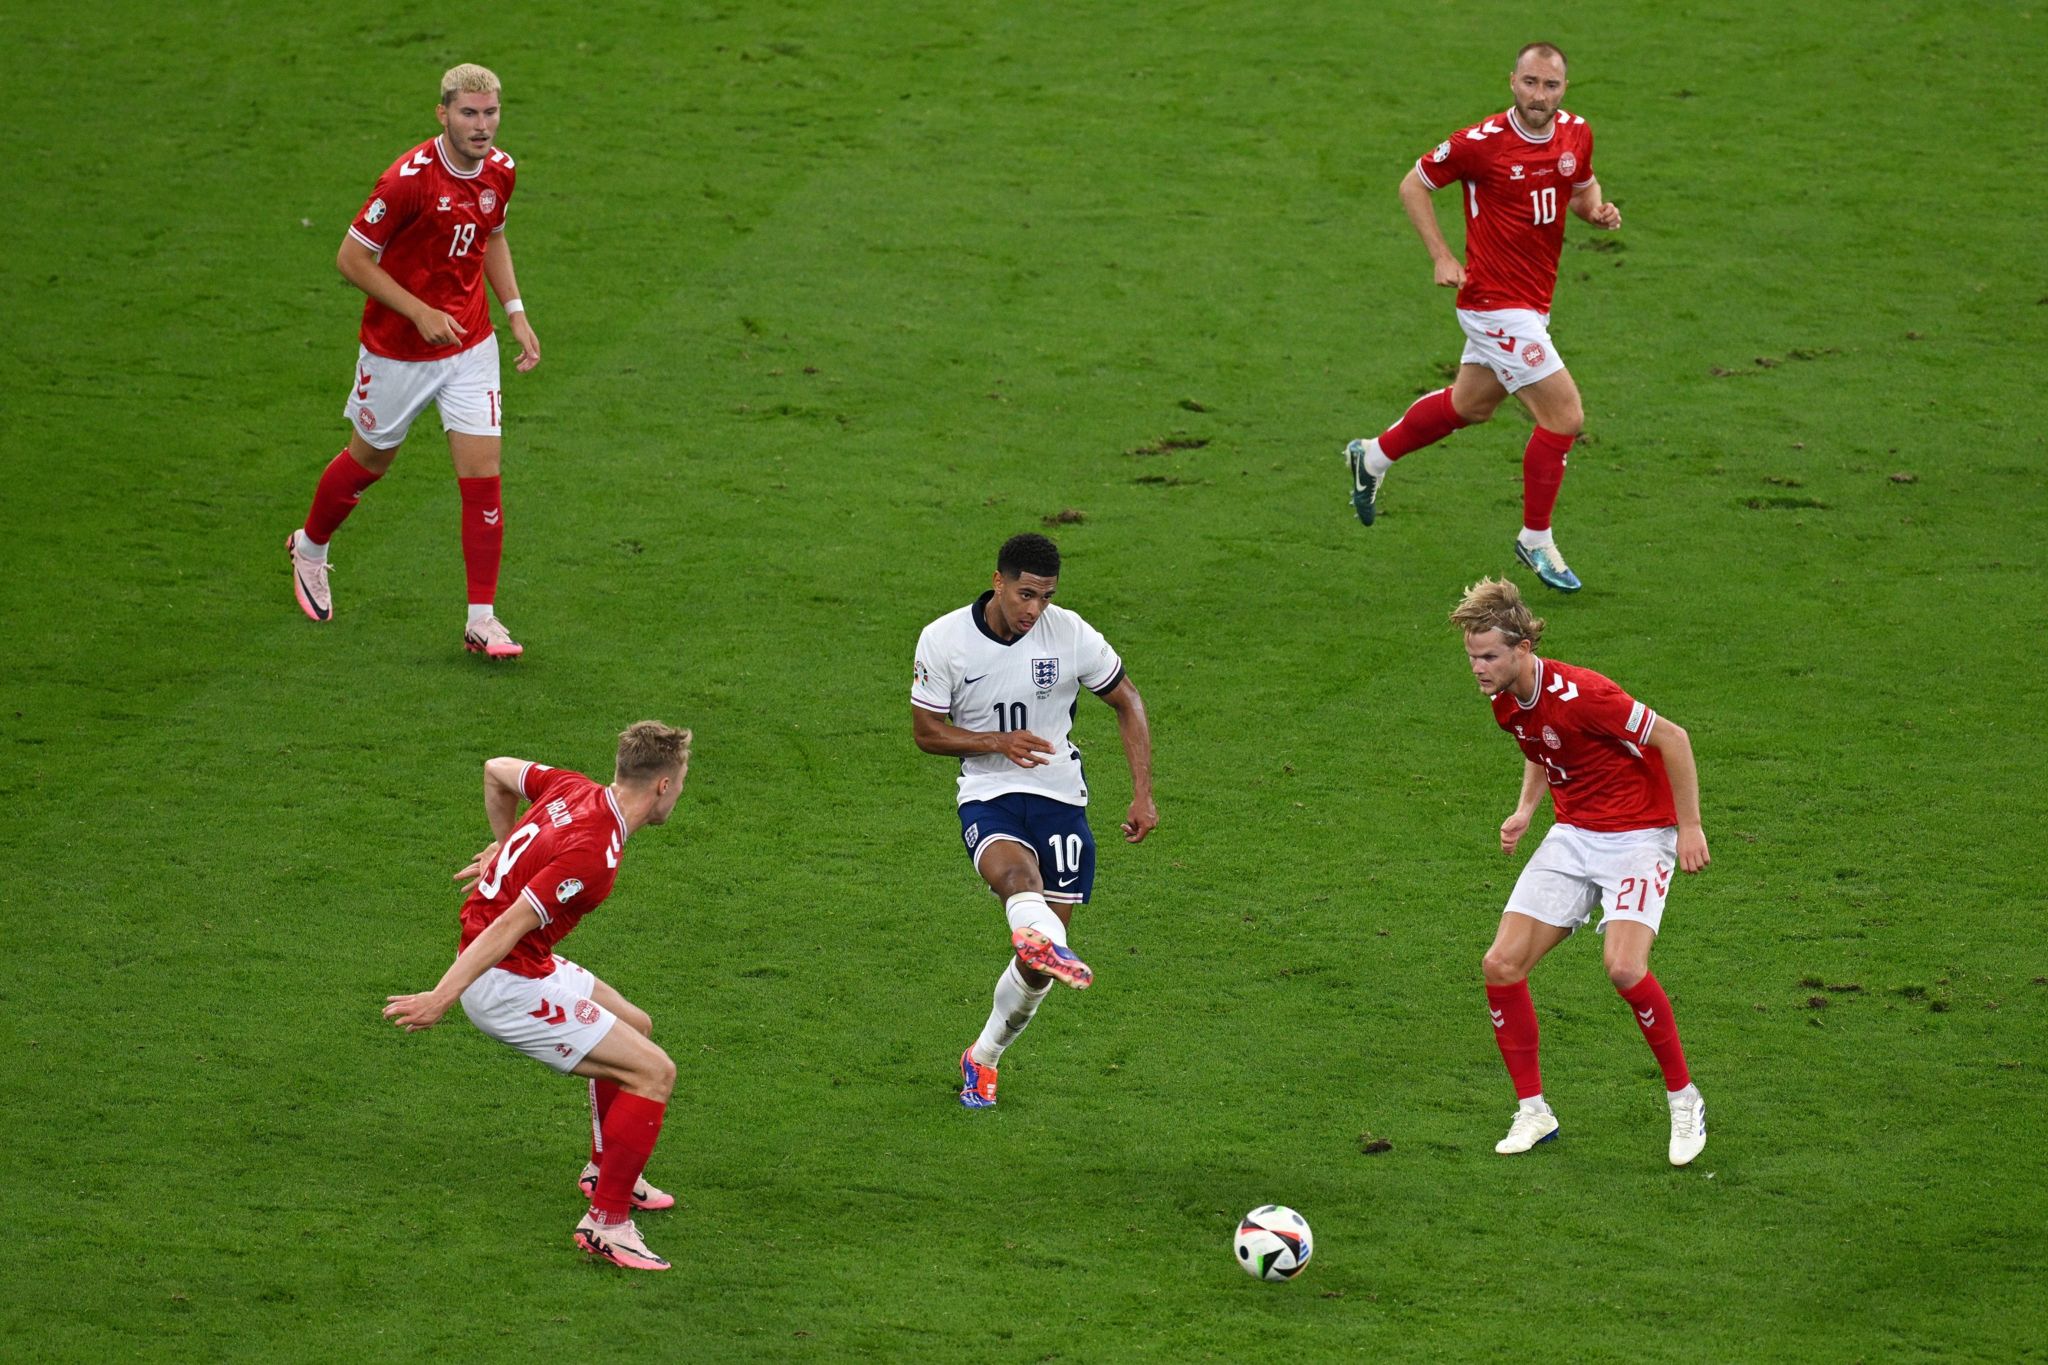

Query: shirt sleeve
left=1573, top=124, right=1596, bottom=189
left=1075, top=617, right=1125, bottom=695
left=1414, top=126, right=1480, bottom=191
left=911, top=624, right=953, bottom=714
left=1576, top=675, right=1657, bottom=748
left=348, top=164, right=418, bottom=253
left=515, top=846, right=609, bottom=929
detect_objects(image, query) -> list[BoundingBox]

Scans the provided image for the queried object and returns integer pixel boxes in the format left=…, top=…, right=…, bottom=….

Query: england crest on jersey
left=1032, top=657, right=1059, bottom=694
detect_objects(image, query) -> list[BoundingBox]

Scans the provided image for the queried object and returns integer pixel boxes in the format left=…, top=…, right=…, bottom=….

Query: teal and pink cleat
left=1011, top=927, right=1092, bottom=990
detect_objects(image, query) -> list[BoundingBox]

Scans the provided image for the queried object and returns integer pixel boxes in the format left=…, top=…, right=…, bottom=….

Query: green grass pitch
left=3, top=2, right=2044, bottom=1359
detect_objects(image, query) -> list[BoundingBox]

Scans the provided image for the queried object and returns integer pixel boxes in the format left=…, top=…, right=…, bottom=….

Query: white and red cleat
left=463, top=614, right=524, bottom=659
left=574, top=1212, right=670, bottom=1271
left=286, top=530, right=333, bottom=622
left=578, top=1161, right=676, bottom=1212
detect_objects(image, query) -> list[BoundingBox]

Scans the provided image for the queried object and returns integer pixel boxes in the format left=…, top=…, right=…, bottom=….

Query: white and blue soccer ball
left=1233, top=1204, right=1313, bottom=1281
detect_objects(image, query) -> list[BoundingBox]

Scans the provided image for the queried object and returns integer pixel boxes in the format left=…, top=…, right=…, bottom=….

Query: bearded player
left=1343, top=42, right=1622, bottom=594
left=383, top=722, right=691, bottom=1270
left=287, top=63, right=540, bottom=657
left=1451, top=578, right=1709, bottom=1165
left=912, top=534, right=1157, bottom=1109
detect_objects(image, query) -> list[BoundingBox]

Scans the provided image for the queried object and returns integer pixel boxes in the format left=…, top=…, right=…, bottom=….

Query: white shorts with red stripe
left=1506, top=824, right=1679, bottom=935
left=1456, top=307, right=1566, bottom=393
left=344, top=334, right=502, bottom=450
left=460, top=955, right=617, bottom=1073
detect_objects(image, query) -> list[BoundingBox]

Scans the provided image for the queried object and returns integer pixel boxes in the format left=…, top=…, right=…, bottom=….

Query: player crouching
left=383, top=722, right=691, bottom=1268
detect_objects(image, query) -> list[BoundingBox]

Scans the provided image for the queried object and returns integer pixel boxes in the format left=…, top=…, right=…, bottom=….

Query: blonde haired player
left=1451, top=578, right=1710, bottom=1164
left=287, top=63, right=541, bottom=657
left=383, top=722, right=691, bottom=1270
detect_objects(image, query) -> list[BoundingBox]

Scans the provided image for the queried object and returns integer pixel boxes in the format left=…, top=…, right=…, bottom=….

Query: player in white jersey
left=912, top=534, right=1157, bottom=1109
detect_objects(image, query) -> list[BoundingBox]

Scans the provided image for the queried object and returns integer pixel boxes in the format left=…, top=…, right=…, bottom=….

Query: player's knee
left=644, top=1049, right=677, bottom=1102
left=1453, top=395, right=1497, bottom=425
left=1481, top=949, right=1525, bottom=985
left=1605, top=958, right=1646, bottom=991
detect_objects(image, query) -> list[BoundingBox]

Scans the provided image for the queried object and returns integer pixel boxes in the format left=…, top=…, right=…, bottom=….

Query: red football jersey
left=1413, top=109, right=1595, bottom=314
left=1490, top=657, right=1675, bottom=832
left=346, top=136, right=517, bottom=361
left=457, top=763, right=626, bottom=979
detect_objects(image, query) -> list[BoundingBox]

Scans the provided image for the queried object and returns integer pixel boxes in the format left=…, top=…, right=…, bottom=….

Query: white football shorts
left=343, top=333, right=501, bottom=449
left=1505, top=823, right=1679, bottom=935
left=1457, top=307, right=1566, bottom=393
left=460, top=954, right=617, bottom=1073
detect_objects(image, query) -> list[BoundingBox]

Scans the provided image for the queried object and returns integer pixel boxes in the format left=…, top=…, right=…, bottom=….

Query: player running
left=1450, top=578, right=1710, bottom=1165
left=1342, top=42, right=1622, bottom=593
left=287, top=63, right=541, bottom=657
left=912, top=534, right=1157, bottom=1110
left=383, top=722, right=691, bottom=1270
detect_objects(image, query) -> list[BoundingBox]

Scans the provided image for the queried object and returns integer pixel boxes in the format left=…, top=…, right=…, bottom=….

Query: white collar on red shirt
left=604, top=786, right=628, bottom=841
left=434, top=135, right=486, bottom=179
left=1512, top=657, right=1546, bottom=710
left=1506, top=109, right=1557, bottom=144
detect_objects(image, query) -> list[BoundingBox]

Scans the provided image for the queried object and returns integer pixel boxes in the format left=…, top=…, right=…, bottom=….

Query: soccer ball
left=1233, top=1204, right=1313, bottom=1281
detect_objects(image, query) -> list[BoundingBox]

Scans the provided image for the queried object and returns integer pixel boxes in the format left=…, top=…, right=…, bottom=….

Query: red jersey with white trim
left=346, top=136, right=517, bottom=362
left=1490, top=657, right=1675, bottom=832
left=457, top=763, right=625, bottom=979
left=1413, top=109, right=1595, bottom=314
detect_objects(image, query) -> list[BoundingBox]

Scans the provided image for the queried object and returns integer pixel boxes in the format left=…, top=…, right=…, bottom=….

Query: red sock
left=303, top=448, right=383, bottom=544
left=588, top=1078, right=621, bottom=1165
left=1618, top=972, right=1691, bottom=1091
left=1521, top=427, right=1576, bottom=533
left=591, top=1092, right=666, bottom=1222
left=1377, top=386, right=1470, bottom=460
left=1486, top=981, right=1543, bottom=1100
left=457, top=476, right=503, bottom=606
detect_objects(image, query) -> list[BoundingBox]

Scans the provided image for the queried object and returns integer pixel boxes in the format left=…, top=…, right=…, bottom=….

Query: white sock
left=467, top=603, right=493, bottom=624
left=1519, top=1094, right=1550, bottom=1114
left=1004, top=890, right=1067, bottom=947
left=296, top=534, right=328, bottom=563
left=971, top=960, right=1053, bottom=1068
left=589, top=1079, right=604, bottom=1160
left=1364, top=440, right=1393, bottom=478
left=1517, top=526, right=1554, bottom=550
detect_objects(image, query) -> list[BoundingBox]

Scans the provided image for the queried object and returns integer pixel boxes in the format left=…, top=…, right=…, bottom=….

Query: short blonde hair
left=1450, top=577, right=1546, bottom=649
left=440, top=64, right=502, bottom=105
left=615, top=720, right=691, bottom=784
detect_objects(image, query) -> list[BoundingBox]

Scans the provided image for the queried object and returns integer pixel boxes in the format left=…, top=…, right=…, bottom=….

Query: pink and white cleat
left=578, top=1161, right=676, bottom=1212
left=463, top=614, right=524, bottom=659
left=1012, top=927, right=1092, bottom=990
left=286, top=530, right=332, bottom=622
left=574, top=1212, right=670, bottom=1271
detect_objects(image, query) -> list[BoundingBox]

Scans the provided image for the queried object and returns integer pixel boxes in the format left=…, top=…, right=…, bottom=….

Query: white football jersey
left=912, top=593, right=1125, bottom=806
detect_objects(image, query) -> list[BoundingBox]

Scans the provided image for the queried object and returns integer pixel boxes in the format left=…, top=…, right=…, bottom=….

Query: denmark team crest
left=1558, top=150, right=1577, bottom=177
left=1031, top=657, right=1060, bottom=693
left=479, top=189, right=498, bottom=214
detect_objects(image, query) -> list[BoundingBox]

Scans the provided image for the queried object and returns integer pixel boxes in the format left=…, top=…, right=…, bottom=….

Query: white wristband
left=503, top=299, right=525, bottom=314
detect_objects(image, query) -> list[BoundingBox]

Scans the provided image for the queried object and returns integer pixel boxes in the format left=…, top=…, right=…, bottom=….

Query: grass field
left=4, top=2, right=2045, bottom=1359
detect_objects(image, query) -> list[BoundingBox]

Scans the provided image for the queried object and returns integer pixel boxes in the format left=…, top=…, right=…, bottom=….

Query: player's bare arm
left=336, top=234, right=467, bottom=348
left=1645, top=720, right=1710, bottom=873
left=1569, top=177, right=1621, bottom=231
left=1097, top=676, right=1157, bottom=843
left=912, top=705, right=1055, bottom=768
left=482, top=233, right=541, bottom=373
left=1398, top=169, right=1465, bottom=288
left=1501, top=758, right=1548, bottom=855
left=451, top=757, right=532, bottom=890
left=383, top=900, right=542, bottom=1030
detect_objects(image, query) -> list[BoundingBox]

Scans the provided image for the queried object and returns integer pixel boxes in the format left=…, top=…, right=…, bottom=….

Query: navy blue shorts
left=959, top=793, right=1097, bottom=904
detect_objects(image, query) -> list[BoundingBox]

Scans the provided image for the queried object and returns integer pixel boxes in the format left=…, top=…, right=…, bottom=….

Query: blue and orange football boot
left=959, top=1047, right=999, bottom=1109
left=1011, top=927, right=1093, bottom=990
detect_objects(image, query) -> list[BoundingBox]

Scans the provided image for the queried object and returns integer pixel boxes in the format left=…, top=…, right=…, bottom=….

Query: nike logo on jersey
left=1636, top=1007, right=1656, bottom=1027
left=1489, top=1007, right=1506, bottom=1029
left=1484, top=327, right=1517, bottom=354
left=398, top=149, right=434, bottom=177
left=1058, top=877, right=1078, bottom=888
left=962, top=674, right=988, bottom=685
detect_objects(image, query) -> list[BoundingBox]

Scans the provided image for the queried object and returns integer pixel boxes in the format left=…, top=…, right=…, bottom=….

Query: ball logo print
left=365, top=198, right=386, bottom=224
left=1432, top=140, right=1451, bottom=162
left=1234, top=1205, right=1313, bottom=1281
left=555, top=877, right=584, bottom=903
